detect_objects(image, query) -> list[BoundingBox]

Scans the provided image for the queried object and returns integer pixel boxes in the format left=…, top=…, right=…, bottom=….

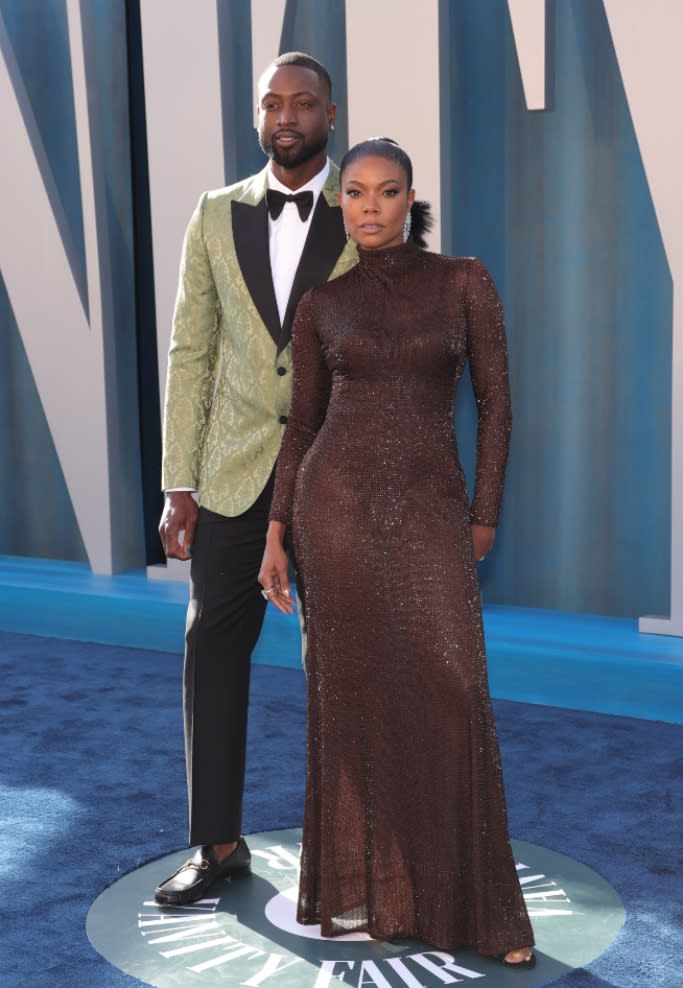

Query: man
left=154, top=52, right=355, bottom=906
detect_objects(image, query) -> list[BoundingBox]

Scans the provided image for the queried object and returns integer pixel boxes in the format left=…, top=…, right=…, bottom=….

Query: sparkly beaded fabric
left=269, top=241, right=533, bottom=953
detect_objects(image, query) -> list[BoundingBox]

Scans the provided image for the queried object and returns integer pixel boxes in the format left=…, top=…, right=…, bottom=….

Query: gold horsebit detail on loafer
left=181, top=857, right=209, bottom=871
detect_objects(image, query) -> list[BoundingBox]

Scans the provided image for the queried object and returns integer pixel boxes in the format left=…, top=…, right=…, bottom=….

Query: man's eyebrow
left=261, top=89, right=318, bottom=100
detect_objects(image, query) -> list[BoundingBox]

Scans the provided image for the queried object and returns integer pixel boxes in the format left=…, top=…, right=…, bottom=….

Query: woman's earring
left=343, top=221, right=351, bottom=243
left=402, top=211, right=412, bottom=243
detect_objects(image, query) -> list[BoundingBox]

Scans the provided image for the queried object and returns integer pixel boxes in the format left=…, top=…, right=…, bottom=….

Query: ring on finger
left=260, top=586, right=277, bottom=600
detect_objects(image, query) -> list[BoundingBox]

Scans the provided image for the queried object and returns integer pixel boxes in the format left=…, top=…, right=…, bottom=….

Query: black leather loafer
left=154, top=837, right=251, bottom=906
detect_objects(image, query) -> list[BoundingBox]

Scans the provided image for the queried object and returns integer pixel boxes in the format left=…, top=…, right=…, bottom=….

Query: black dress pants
left=183, top=473, right=274, bottom=845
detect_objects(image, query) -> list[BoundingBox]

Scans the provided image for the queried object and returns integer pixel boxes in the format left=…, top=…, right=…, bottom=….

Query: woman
left=259, top=138, right=535, bottom=967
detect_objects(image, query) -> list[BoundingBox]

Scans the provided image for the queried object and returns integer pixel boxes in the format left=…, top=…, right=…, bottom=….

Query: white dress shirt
left=268, top=158, right=330, bottom=325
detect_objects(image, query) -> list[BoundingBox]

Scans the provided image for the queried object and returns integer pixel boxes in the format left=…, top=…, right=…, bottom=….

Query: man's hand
left=159, top=491, right=199, bottom=560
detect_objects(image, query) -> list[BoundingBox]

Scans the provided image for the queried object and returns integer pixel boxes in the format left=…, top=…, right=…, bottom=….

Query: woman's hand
left=258, top=522, right=297, bottom=614
left=471, top=524, right=495, bottom=563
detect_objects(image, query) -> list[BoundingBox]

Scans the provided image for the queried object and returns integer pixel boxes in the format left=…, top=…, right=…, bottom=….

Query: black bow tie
left=266, top=188, right=314, bottom=222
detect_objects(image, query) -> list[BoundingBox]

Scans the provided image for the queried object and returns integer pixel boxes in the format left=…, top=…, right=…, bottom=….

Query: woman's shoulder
left=422, top=252, right=497, bottom=291
left=422, top=250, right=489, bottom=272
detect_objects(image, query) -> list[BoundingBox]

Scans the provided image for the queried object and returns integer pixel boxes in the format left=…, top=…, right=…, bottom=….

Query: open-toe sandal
left=494, top=950, right=536, bottom=969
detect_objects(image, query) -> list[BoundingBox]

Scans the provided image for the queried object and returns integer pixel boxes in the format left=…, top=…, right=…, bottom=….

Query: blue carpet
left=2, top=555, right=683, bottom=724
left=1, top=630, right=682, bottom=986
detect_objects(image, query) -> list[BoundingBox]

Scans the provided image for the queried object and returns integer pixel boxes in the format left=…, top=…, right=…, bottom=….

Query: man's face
left=257, top=64, right=335, bottom=170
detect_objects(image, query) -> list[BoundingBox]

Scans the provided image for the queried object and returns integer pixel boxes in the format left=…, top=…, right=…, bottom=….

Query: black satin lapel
left=278, top=196, right=347, bottom=354
left=232, top=198, right=281, bottom=346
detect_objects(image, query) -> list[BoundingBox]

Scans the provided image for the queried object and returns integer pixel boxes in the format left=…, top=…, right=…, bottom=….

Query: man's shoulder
left=325, top=159, right=341, bottom=183
left=200, top=160, right=341, bottom=204
left=198, top=157, right=341, bottom=198
left=202, top=168, right=270, bottom=208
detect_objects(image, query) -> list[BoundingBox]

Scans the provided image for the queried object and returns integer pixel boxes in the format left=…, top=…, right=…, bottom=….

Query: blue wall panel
left=442, top=0, right=671, bottom=617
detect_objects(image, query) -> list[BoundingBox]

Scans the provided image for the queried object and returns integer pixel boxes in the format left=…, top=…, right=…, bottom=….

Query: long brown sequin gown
left=268, top=241, right=534, bottom=954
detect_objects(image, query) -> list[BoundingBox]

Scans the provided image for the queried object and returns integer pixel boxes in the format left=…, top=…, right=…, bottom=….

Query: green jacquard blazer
left=161, top=163, right=357, bottom=516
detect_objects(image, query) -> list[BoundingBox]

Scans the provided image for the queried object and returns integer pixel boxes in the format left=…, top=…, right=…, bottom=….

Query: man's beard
left=260, top=133, right=328, bottom=170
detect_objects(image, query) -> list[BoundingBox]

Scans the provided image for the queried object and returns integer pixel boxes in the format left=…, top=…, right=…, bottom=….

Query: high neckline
left=356, top=240, right=421, bottom=271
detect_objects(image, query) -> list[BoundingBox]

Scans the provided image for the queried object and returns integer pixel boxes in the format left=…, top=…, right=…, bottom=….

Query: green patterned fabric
left=162, top=163, right=356, bottom=516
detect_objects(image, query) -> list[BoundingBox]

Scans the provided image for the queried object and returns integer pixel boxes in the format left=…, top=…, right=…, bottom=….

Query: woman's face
left=338, top=155, right=415, bottom=250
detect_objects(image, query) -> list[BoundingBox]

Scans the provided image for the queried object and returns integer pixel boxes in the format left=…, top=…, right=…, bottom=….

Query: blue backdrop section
left=81, top=0, right=146, bottom=570
left=441, top=0, right=671, bottom=617
left=217, top=0, right=264, bottom=183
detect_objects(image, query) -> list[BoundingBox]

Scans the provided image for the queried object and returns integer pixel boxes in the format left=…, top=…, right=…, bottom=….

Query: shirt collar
left=267, top=158, right=330, bottom=199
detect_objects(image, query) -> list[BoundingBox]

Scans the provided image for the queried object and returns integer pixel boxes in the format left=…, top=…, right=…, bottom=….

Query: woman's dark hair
left=340, top=137, right=434, bottom=249
left=341, top=137, right=413, bottom=185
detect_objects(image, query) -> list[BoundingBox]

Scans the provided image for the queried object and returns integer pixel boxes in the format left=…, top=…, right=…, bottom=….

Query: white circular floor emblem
left=87, top=827, right=624, bottom=987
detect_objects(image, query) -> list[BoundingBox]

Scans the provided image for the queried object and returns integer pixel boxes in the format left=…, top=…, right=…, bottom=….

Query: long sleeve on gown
left=463, top=259, right=512, bottom=526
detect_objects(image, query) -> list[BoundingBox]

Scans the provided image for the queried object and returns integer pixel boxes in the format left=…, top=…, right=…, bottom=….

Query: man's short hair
left=272, top=51, right=333, bottom=102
